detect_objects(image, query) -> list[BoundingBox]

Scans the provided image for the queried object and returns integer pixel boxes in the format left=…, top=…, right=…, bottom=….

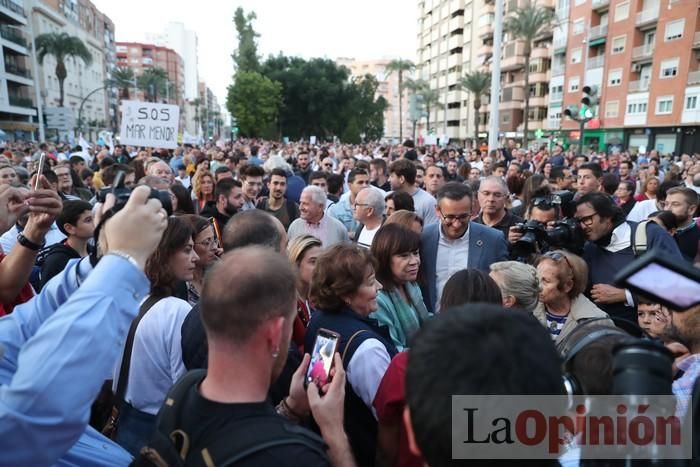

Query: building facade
left=336, top=57, right=413, bottom=142
left=144, top=22, right=198, bottom=101
left=0, top=0, right=37, bottom=139
left=557, top=0, right=700, bottom=155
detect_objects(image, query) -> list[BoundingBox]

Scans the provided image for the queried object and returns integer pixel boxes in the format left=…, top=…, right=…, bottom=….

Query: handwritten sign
left=120, top=101, right=180, bottom=149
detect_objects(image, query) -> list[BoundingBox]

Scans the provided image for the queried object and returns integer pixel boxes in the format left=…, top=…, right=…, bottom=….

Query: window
left=605, top=101, right=619, bottom=118
left=614, top=1, right=629, bottom=22
left=568, top=76, right=580, bottom=92
left=660, top=58, right=679, bottom=79
left=570, top=48, right=582, bottom=64
left=627, top=102, right=648, bottom=114
left=686, top=95, right=698, bottom=110
left=656, top=96, right=673, bottom=114
left=573, top=18, right=585, bottom=35
left=611, top=36, right=626, bottom=54
left=664, top=19, right=684, bottom=41
left=608, top=69, right=623, bottom=86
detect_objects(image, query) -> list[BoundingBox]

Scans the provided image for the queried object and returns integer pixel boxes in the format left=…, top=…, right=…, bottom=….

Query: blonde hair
left=192, top=171, right=215, bottom=201
left=287, top=234, right=322, bottom=265
left=385, top=210, right=423, bottom=230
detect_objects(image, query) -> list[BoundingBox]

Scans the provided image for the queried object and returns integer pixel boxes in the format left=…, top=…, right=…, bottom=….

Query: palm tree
left=385, top=59, right=415, bottom=142
left=190, top=98, right=202, bottom=135
left=504, top=1, right=555, bottom=148
left=420, top=85, right=443, bottom=136
left=35, top=32, right=93, bottom=107
left=107, top=66, right=135, bottom=100
left=137, top=67, right=169, bottom=102
left=461, top=70, right=491, bottom=145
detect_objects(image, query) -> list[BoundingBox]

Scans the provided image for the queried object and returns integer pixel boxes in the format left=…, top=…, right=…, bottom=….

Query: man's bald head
left=201, top=246, right=297, bottom=343
left=222, top=210, right=285, bottom=252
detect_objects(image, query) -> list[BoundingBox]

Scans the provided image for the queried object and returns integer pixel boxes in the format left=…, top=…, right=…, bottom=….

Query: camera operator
left=663, top=303, right=700, bottom=418
left=575, top=192, right=683, bottom=325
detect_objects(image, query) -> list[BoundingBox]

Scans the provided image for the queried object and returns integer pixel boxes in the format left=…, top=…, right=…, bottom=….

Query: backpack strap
left=632, top=220, right=650, bottom=257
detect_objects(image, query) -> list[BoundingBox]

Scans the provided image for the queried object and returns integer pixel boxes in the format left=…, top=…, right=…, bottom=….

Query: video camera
left=96, top=171, right=172, bottom=216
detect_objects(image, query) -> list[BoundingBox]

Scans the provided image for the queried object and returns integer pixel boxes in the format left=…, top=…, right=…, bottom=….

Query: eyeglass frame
left=574, top=211, right=598, bottom=227
left=437, top=207, right=471, bottom=224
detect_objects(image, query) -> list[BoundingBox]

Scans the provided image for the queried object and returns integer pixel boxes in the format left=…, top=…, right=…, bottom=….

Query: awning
left=588, top=37, right=606, bottom=47
left=0, top=121, right=38, bottom=131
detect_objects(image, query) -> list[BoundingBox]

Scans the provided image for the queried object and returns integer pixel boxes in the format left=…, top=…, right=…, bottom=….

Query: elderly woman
left=306, top=243, right=397, bottom=467
left=489, top=261, right=541, bottom=312
left=369, top=224, right=429, bottom=351
left=533, top=250, right=612, bottom=343
left=181, top=215, right=222, bottom=306
left=385, top=210, right=423, bottom=235
left=287, top=234, right=323, bottom=350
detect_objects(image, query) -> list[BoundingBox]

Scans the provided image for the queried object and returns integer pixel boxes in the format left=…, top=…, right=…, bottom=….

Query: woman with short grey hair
left=488, top=261, right=540, bottom=311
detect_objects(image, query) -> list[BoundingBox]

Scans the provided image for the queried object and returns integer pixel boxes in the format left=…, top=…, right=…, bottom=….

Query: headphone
left=557, top=317, right=631, bottom=397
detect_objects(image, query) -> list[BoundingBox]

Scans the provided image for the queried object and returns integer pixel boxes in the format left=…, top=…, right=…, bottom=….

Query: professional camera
left=96, top=171, right=172, bottom=216
left=513, top=220, right=548, bottom=257
left=546, top=217, right=585, bottom=253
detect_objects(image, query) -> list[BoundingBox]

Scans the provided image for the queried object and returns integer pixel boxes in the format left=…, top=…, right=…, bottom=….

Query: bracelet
left=106, top=250, right=142, bottom=271
left=16, top=233, right=44, bottom=251
left=276, top=398, right=305, bottom=423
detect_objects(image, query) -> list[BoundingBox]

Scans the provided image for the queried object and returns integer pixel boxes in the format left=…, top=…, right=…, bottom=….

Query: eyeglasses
left=574, top=212, right=598, bottom=226
left=543, top=251, right=573, bottom=274
left=195, top=237, right=219, bottom=250
left=438, top=209, right=471, bottom=224
left=353, top=203, right=369, bottom=209
left=323, top=164, right=333, bottom=168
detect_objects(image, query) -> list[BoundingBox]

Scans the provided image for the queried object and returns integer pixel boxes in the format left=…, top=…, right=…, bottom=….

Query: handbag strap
left=341, top=329, right=370, bottom=365
left=114, top=295, right=162, bottom=407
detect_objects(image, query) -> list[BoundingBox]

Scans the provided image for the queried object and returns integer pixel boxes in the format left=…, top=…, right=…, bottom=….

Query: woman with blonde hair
left=191, top=171, right=215, bottom=213
left=287, top=234, right=323, bottom=349
left=385, top=210, right=423, bottom=235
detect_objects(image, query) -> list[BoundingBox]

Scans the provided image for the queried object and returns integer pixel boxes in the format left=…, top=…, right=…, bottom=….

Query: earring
left=272, top=347, right=280, bottom=359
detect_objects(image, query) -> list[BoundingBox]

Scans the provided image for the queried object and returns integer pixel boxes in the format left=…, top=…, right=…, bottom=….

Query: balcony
left=4, top=62, right=31, bottom=79
left=8, top=95, right=33, bottom=108
left=592, top=0, right=610, bottom=11
left=449, top=0, right=465, bottom=14
left=635, top=5, right=659, bottom=29
left=0, top=26, right=27, bottom=48
left=502, top=54, right=526, bottom=71
left=530, top=70, right=550, bottom=83
left=688, top=71, right=700, bottom=86
left=631, top=44, right=654, bottom=62
left=448, top=34, right=463, bottom=50
left=527, top=96, right=549, bottom=108
left=628, top=80, right=650, bottom=93
left=477, top=43, right=493, bottom=58
left=448, top=15, right=463, bottom=31
left=550, top=92, right=563, bottom=103
left=446, top=108, right=461, bottom=120
left=0, top=0, right=26, bottom=21
left=479, top=24, right=494, bottom=39
left=553, top=36, right=567, bottom=51
left=693, top=32, right=700, bottom=49
left=500, top=100, right=523, bottom=111
left=551, top=63, right=565, bottom=76
left=532, top=46, right=550, bottom=60
left=588, top=24, right=608, bottom=41
left=142, top=57, right=153, bottom=66
left=586, top=55, right=605, bottom=69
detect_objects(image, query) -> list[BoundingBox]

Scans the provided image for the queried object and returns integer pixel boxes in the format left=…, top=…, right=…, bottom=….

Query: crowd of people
left=0, top=136, right=699, bottom=466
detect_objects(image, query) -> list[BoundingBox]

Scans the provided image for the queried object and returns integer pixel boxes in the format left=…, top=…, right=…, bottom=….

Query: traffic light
left=563, top=105, right=579, bottom=118
left=580, top=85, right=598, bottom=119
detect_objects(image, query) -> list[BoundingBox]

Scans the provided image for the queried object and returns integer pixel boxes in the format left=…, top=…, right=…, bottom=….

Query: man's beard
left=663, top=319, right=688, bottom=348
left=224, top=202, right=238, bottom=216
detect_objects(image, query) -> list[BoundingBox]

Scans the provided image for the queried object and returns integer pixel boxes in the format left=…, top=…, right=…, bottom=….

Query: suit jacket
left=420, top=222, right=509, bottom=314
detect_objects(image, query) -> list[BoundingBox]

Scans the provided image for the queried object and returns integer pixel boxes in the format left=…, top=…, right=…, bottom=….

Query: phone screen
left=34, top=153, right=46, bottom=190
left=626, top=262, right=700, bottom=310
left=306, top=330, right=339, bottom=388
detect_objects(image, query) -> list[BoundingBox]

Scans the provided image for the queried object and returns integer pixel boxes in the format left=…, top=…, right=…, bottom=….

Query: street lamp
left=77, top=85, right=108, bottom=135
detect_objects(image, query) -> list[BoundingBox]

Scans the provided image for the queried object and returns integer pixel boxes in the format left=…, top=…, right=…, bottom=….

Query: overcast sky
left=92, top=0, right=417, bottom=106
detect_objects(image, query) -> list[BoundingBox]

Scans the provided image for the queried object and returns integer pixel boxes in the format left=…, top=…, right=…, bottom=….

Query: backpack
left=135, top=370, right=327, bottom=467
left=631, top=219, right=651, bottom=257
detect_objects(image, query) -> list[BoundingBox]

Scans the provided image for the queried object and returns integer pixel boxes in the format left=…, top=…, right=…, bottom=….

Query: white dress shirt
left=435, top=224, right=470, bottom=313
left=604, top=222, right=635, bottom=307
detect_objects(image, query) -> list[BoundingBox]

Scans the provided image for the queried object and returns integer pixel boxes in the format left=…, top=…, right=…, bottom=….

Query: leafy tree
left=385, top=59, right=415, bottom=142
left=226, top=70, right=282, bottom=137
left=35, top=32, right=93, bottom=107
left=461, top=70, right=491, bottom=143
left=405, top=79, right=443, bottom=137
left=137, top=67, right=169, bottom=102
left=342, top=74, right=388, bottom=142
left=190, top=97, right=202, bottom=134
left=107, top=66, right=135, bottom=100
left=504, top=1, right=555, bottom=148
left=232, top=7, right=260, bottom=73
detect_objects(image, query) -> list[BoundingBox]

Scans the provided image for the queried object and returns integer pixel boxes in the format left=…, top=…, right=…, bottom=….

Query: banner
left=120, top=100, right=180, bottom=149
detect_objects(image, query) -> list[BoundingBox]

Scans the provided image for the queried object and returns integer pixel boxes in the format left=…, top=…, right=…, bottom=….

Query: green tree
left=461, top=70, right=491, bottom=144
left=504, top=1, right=555, bottom=148
left=226, top=70, right=281, bottom=137
left=190, top=97, right=202, bottom=134
left=232, top=7, right=260, bottom=73
left=137, top=67, right=169, bottom=102
left=342, top=74, right=388, bottom=142
left=107, top=66, right=135, bottom=100
left=405, top=79, right=443, bottom=137
left=385, top=59, right=415, bottom=142
left=35, top=32, right=93, bottom=107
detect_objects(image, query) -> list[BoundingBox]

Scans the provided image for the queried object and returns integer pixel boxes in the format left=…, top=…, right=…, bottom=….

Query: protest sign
left=120, top=101, right=179, bottom=149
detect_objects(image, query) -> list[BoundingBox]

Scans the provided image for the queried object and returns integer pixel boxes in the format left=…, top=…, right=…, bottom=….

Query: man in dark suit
left=420, top=182, right=509, bottom=314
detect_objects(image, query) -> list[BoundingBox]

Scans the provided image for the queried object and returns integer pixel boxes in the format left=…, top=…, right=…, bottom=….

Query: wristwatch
left=17, top=232, right=45, bottom=251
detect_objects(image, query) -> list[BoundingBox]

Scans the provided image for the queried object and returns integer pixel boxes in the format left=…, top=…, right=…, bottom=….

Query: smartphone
left=614, top=249, right=700, bottom=311
left=209, top=217, right=222, bottom=249
left=305, top=328, right=340, bottom=388
left=34, top=152, right=46, bottom=190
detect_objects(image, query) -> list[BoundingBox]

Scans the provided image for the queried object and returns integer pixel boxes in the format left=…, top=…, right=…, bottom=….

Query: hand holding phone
left=34, top=153, right=46, bottom=191
left=305, top=328, right=340, bottom=389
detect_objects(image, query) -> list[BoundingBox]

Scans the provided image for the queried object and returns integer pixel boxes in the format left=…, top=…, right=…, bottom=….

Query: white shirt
left=626, top=198, right=659, bottom=223
left=357, top=223, right=381, bottom=249
left=346, top=339, right=391, bottom=419
left=175, top=175, right=191, bottom=189
left=117, top=296, right=191, bottom=415
left=435, top=224, right=470, bottom=313
left=603, top=222, right=635, bottom=307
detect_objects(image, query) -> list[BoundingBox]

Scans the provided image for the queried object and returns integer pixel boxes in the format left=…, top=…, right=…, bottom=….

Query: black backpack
left=133, top=370, right=327, bottom=467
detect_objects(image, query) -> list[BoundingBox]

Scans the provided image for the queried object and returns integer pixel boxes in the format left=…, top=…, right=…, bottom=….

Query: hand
left=102, top=186, right=168, bottom=270
left=590, top=284, right=626, bottom=304
left=286, top=353, right=311, bottom=418
left=23, top=175, right=62, bottom=243
left=666, top=341, right=690, bottom=376
left=507, top=225, right=523, bottom=244
left=308, top=353, right=346, bottom=436
left=0, top=185, right=29, bottom=233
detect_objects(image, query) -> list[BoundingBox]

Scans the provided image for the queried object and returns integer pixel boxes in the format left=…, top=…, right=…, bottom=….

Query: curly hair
left=145, top=216, right=195, bottom=299
left=309, top=243, right=377, bottom=312
left=192, top=171, right=215, bottom=202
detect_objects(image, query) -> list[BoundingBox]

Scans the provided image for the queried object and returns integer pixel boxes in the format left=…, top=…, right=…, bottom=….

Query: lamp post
left=77, top=85, right=107, bottom=136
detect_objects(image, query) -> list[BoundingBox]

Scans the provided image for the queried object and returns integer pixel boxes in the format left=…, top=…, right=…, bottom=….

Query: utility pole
left=488, top=0, right=504, bottom=152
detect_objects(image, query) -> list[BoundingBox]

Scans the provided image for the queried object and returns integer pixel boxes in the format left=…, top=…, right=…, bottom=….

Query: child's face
left=637, top=303, right=667, bottom=338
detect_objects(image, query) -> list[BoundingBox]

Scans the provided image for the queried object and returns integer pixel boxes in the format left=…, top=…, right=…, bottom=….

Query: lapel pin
left=476, top=240, right=483, bottom=247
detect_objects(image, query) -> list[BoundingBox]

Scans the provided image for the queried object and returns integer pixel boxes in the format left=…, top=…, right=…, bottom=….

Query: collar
left=478, top=210, right=509, bottom=227
left=676, top=220, right=698, bottom=235
left=305, top=214, right=324, bottom=227
left=602, top=222, right=631, bottom=252
left=439, top=223, right=470, bottom=242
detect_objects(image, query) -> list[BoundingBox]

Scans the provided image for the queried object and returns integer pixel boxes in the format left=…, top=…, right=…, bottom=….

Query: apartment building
left=416, top=0, right=482, bottom=145
left=28, top=0, right=114, bottom=135
left=0, top=0, right=37, bottom=139
left=115, top=42, right=185, bottom=110
left=336, top=57, right=412, bottom=142
left=558, top=0, right=700, bottom=155
left=476, top=0, right=556, bottom=144
left=145, top=22, right=198, bottom=101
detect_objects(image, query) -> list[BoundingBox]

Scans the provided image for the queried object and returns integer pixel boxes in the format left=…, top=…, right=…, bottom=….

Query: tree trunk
left=474, top=97, right=481, bottom=149
left=522, top=43, right=532, bottom=150
left=56, top=62, right=67, bottom=107
left=398, top=72, right=403, bottom=142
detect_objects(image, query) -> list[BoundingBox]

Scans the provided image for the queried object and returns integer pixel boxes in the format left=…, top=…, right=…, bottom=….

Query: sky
left=92, top=0, right=417, bottom=106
